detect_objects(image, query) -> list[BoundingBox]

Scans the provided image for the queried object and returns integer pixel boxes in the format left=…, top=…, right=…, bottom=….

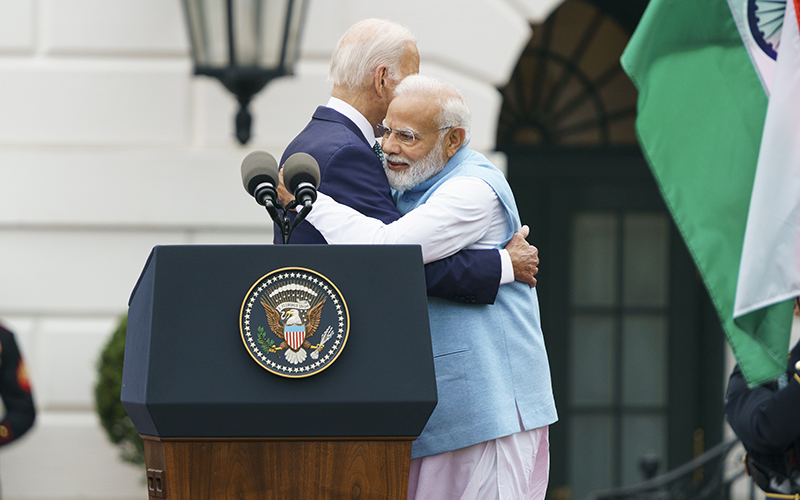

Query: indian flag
left=734, top=0, right=800, bottom=331
left=621, top=0, right=799, bottom=385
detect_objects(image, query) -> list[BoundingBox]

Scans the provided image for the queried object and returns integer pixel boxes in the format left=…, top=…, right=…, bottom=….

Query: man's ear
left=444, top=127, right=466, bottom=159
left=374, top=65, right=390, bottom=97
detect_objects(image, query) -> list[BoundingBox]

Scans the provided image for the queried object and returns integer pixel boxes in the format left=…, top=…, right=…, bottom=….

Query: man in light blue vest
left=289, top=74, right=558, bottom=500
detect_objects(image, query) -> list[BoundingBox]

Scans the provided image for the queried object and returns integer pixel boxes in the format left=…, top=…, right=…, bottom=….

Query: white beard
left=383, top=135, right=447, bottom=191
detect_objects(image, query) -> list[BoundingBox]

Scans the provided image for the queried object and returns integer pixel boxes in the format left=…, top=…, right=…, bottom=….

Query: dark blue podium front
left=122, top=244, right=437, bottom=440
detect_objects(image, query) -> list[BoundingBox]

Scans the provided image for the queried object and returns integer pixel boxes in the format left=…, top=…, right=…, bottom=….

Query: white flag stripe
left=735, top=0, right=800, bottom=317
left=726, top=0, right=777, bottom=93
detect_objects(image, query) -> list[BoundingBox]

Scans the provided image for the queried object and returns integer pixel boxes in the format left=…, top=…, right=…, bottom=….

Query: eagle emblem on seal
left=240, top=268, right=349, bottom=378
left=261, top=298, right=325, bottom=364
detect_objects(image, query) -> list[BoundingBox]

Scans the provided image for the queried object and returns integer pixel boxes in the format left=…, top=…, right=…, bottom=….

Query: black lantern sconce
left=182, top=0, right=309, bottom=144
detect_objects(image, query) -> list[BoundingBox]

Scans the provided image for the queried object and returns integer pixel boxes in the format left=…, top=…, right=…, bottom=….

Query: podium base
left=142, top=436, right=413, bottom=500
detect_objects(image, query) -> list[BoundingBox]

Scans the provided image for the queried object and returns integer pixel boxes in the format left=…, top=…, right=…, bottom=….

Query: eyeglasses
left=378, top=123, right=455, bottom=145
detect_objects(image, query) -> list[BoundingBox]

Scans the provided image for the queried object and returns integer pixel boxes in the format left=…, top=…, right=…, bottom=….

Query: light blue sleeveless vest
left=396, top=147, right=558, bottom=459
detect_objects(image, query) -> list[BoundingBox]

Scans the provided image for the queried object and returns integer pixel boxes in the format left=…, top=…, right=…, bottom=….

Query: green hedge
left=94, top=315, right=144, bottom=466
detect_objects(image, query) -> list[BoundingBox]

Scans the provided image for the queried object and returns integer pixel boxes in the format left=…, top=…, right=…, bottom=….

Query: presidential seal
left=240, top=267, right=349, bottom=378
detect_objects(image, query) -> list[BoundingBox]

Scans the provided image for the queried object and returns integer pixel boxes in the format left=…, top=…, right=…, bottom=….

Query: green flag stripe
left=621, top=0, right=790, bottom=385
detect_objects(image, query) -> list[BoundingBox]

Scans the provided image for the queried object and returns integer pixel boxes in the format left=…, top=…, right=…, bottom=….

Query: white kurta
left=305, top=176, right=514, bottom=283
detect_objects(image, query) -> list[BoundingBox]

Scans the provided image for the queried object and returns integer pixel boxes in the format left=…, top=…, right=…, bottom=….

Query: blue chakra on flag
left=240, top=268, right=349, bottom=378
left=747, top=0, right=786, bottom=60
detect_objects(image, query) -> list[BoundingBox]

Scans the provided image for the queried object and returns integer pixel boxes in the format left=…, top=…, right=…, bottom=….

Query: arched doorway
left=498, top=1, right=726, bottom=498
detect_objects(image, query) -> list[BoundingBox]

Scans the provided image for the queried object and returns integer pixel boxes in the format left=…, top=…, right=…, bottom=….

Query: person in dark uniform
left=0, top=323, right=35, bottom=447
left=725, top=297, right=800, bottom=495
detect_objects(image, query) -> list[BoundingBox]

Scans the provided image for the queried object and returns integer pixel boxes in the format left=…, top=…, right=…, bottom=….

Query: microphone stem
left=282, top=212, right=291, bottom=245
left=286, top=201, right=313, bottom=244
left=291, top=201, right=313, bottom=228
left=264, top=200, right=289, bottom=244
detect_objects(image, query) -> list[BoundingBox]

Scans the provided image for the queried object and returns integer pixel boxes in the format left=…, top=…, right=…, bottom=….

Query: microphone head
left=283, top=152, right=321, bottom=193
left=241, top=150, right=279, bottom=196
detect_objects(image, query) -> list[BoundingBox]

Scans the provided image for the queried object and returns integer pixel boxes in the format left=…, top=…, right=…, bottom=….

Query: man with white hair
left=278, top=18, right=540, bottom=306
left=282, top=75, right=558, bottom=499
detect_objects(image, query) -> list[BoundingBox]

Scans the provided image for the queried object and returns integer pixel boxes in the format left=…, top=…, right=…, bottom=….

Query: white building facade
left=5, top=1, right=798, bottom=499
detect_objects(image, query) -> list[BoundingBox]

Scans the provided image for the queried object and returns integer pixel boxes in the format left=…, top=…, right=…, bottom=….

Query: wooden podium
left=122, top=245, right=438, bottom=500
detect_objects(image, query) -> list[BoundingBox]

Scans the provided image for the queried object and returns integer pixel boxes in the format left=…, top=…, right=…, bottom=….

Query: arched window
left=497, top=0, right=638, bottom=148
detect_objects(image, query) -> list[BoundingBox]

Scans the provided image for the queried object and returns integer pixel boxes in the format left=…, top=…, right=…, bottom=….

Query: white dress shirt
left=305, top=176, right=515, bottom=284
left=326, top=96, right=377, bottom=146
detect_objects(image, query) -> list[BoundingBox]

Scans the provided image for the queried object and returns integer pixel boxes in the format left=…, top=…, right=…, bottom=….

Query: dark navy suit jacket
left=276, top=106, right=501, bottom=304
left=726, top=340, right=800, bottom=454
left=725, top=340, right=800, bottom=492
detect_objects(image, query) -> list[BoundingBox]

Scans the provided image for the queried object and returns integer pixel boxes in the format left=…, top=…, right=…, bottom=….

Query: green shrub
left=94, top=315, right=144, bottom=467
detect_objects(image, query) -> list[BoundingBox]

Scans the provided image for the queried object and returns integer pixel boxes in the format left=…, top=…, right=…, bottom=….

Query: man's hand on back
left=506, top=225, right=539, bottom=288
left=277, top=168, right=296, bottom=208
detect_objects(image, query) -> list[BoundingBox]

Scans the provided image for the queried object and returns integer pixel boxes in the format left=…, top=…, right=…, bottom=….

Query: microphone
left=241, top=150, right=286, bottom=238
left=240, top=150, right=280, bottom=207
left=282, top=153, right=320, bottom=242
left=283, top=152, right=321, bottom=208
